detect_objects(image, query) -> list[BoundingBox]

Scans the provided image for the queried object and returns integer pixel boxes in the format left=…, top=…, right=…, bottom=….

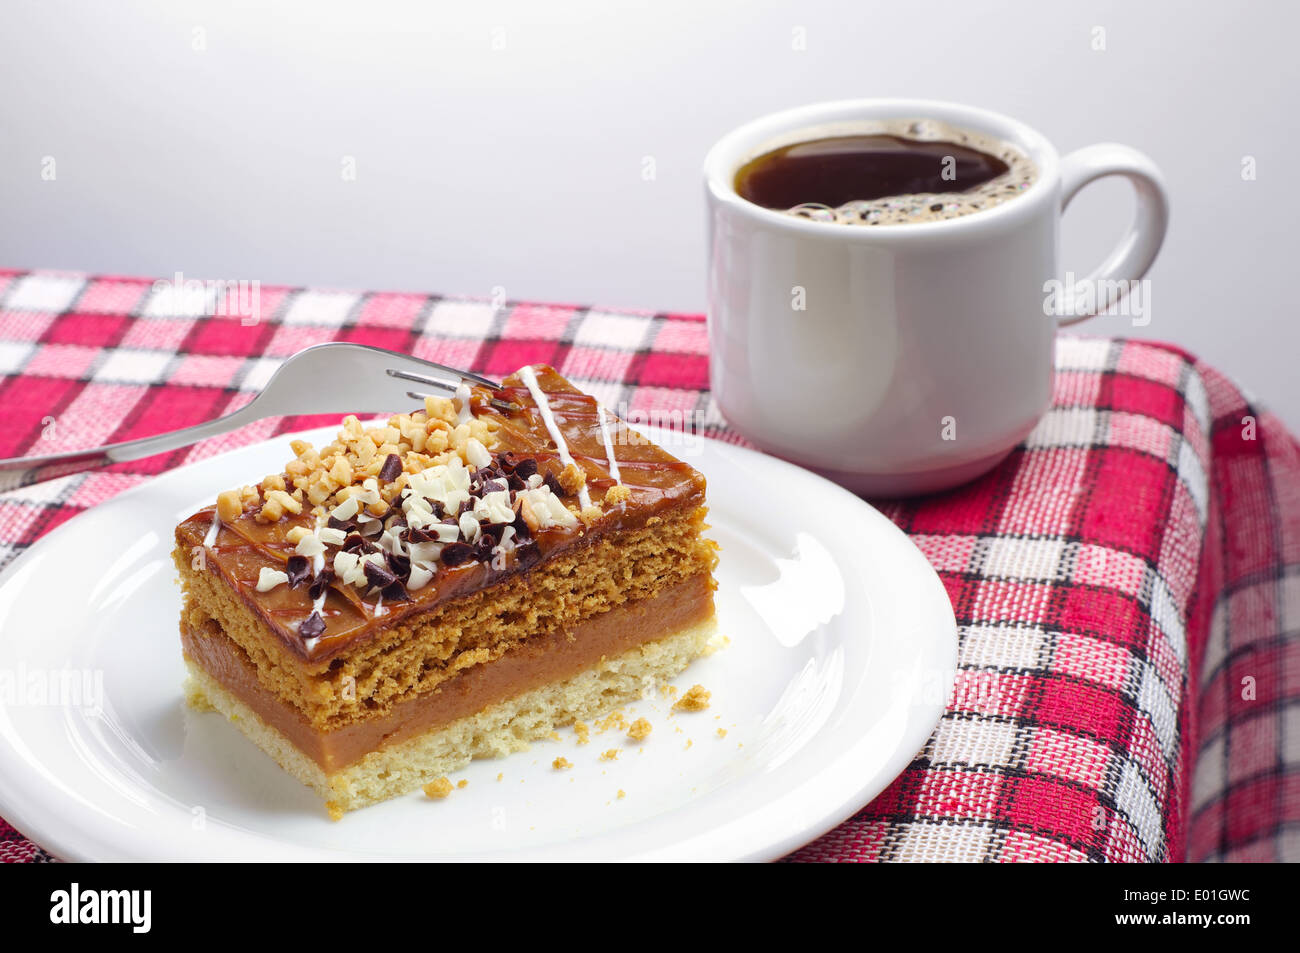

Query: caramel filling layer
left=183, top=573, right=715, bottom=772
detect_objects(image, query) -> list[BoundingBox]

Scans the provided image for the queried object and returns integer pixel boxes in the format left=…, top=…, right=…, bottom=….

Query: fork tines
left=387, top=367, right=519, bottom=413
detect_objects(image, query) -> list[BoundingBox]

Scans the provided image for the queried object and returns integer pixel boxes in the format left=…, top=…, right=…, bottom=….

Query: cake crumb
left=422, top=777, right=454, bottom=799
left=660, top=682, right=680, bottom=699
left=574, top=721, right=590, bottom=745
left=548, top=731, right=562, bottom=742
left=600, top=749, right=620, bottom=762
left=627, top=717, right=653, bottom=741
left=673, top=684, right=711, bottom=712
left=457, top=779, right=468, bottom=789
left=596, top=709, right=628, bottom=733
left=617, top=789, right=626, bottom=800
left=496, top=773, right=504, bottom=782
left=326, top=802, right=344, bottom=822
left=558, top=462, right=587, bottom=495
left=579, top=504, right=604, bottom=525
left=684, top=739, right=693, bottom=750
left=604, top=484, right=631, bottom=505
left=553, top=756, right=572, bottom=770
left=716, top=727, right=728, bottom=739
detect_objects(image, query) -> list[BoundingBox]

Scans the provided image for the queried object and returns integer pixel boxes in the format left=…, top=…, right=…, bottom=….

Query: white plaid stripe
left=573, top=310, right=653, bottom=350
left=894, top=819, right=998, bottom=862
left=3, top=274, right=83, bottom=312
left=281, top=290, right=359, bottom=326
left=94, top=348, right=174, bottom=385
left=0, top=340, right=35, bottom=375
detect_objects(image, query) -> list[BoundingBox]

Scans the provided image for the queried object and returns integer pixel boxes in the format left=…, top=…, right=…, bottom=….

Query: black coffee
left=733, top=120, right=1036, bottom=225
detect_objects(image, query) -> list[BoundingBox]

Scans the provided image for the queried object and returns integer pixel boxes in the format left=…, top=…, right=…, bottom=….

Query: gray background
left=2, top=0, right=1295, bottom=425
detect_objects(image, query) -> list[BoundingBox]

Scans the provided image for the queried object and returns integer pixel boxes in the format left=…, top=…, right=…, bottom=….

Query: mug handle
left=1056, top=143, right=1170, bottom=326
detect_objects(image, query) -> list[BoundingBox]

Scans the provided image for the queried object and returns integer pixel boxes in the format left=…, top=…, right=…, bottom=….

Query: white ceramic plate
left=0, top=426, right=956, bottom=861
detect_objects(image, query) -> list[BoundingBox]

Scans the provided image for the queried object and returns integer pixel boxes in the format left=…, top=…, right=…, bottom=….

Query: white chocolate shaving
left=465, top=437, right=492, bottom=469
left=256, top=567, right=289, bottom=592
left=318, top=526, right=347, bottom=547
left=407, top=563, right=434, bottom=591
left=295, top=534, right=325, bottom=558
left=330, top=496, right=360, bottom=521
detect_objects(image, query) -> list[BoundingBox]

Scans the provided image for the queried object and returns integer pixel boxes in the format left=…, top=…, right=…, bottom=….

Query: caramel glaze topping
left=175, top=365, right=705, bottom=663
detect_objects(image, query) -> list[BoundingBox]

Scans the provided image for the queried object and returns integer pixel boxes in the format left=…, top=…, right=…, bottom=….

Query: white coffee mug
left=704, top=99, right=1169, bottom=496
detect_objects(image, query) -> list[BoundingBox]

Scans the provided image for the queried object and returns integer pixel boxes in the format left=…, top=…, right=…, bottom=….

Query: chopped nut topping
left=265, top=488, right=302, bottom=515
left=558, top=462, right=587, bottom=495
left=232, top=393, right=502, bottom=524
left=216, top=489, right=243, bottom=522
left=673, top=684, right=711, bottom=712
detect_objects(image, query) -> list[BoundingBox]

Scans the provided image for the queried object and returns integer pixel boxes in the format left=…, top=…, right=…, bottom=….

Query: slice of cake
left=173, top=364, right=718, bottom=817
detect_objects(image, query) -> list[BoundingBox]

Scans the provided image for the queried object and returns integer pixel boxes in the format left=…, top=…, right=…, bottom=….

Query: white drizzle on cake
left=203, top=512, right=221, bottom=548
left=597, top=404, right=621, bottom=485
left=518, top=364, right=592, bottom=509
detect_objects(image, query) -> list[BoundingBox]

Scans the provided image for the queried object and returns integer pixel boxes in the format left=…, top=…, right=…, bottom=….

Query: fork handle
left=0, top=403, right=262, bottom=492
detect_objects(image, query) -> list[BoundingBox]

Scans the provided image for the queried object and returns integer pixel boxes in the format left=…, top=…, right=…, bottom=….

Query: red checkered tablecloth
left=0, top=269, right=1295, bottom=863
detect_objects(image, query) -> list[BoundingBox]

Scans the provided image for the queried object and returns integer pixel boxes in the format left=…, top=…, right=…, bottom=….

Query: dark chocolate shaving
left=382, top=579, right=410, bottom=602
left=308, top=568, right=335, bottom=601
left=385, top=550, right=411, bottom=579
left=472, top=535, right=495, bottom=561
left=543, top=472, right=564, bottom=497
left=363, top=560, right=398, bottom=591
left=327, top=514, right=358, bottom=532
left=512, top=457, right=538, bottom=481
left=440, top=541, right=475, bottom=566
left=342, top=532, right=375, bottom=554
left=457, top=498, right=475, bottom=516
left=285, top=555, right=311, bottom=589
left=377, top=453, right=403, bottom=484
left=299, top=611, right=326, bottom=640
left=403, top=526, right=439, bottom=544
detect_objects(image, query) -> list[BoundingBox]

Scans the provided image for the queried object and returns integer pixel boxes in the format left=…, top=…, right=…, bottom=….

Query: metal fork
left=0, top=343, right=516, bottom=492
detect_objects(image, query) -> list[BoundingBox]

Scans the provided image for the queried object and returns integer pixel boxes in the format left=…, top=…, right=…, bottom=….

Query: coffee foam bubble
left=781, top=118, right=1037, bottom=226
